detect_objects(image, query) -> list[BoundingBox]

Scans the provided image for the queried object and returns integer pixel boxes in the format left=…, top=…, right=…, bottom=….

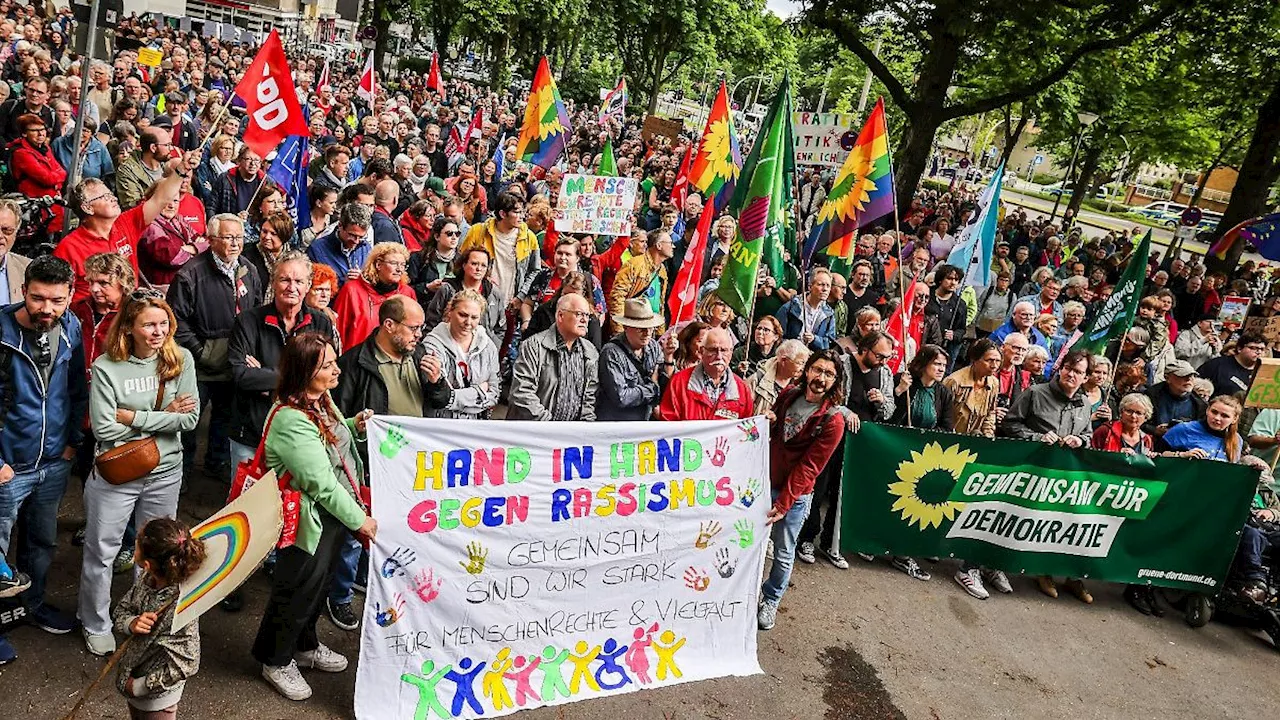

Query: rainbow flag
left=1210, top=212, right=1280, bottom=261
left=807, top=97, right=895, bottom=271
left=516, top=56, right=572, bottom=170
left=690, top=81, right=742, bottom=212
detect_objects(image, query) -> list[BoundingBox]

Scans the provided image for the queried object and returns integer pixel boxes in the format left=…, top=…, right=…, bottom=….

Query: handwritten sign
left=1247, top=358, right=1280, bottom=408
left=357, top=417, right=768, bottom=719
left=641, top=115, right=683, bottom=145
left=1245, top=316, right=1280, bottom=346
left=792, top=112, right=856, bottom=167
left=136, top=47, right=163, bottom=67
left=553, top=174, right=639, bottom=236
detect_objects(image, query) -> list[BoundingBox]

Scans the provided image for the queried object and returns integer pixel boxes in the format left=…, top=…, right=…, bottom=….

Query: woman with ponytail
left=251, top=332, right=376, bottom=702
left=1160, top=394, right=1246, bottom=463
left=80, top=291, right=200, bottom=658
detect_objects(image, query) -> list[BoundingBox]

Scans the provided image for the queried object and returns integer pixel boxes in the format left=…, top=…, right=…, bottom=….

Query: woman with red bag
left=250, top=332, right=376, bottom=702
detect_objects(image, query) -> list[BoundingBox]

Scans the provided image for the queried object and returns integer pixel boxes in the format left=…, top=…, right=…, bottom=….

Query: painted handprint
left=737, top=419, right=761, bottom=442
left=459, top=541, right=488, bottom=575
left=380, top=547, right=417, bottom=578
left=706, top=436, right=730, bottom=467
left=375, top=593, right=407, bottom=627
left=737, top=478, right=761, bottom=508
left=410, top=567, right=443, bottom=604
left=734, top=519, right=755, bottom=549
left=715, top=548, right=736, bottom=578
left=683, top=566, right=711, bottom=592
left=694, top=521, right=721, bottom=550
left=379, top=425, right=409, bottom=459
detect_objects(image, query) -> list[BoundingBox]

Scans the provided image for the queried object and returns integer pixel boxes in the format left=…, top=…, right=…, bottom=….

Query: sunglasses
left=131, top=288, right=164, bottom=301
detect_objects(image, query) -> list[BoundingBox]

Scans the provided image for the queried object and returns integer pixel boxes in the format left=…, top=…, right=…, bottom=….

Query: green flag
left=1072, top=229, right=1151, bottom=355
left=717, top=75, right=795, bottom=318
left=599, top=137, right=617, bottom=176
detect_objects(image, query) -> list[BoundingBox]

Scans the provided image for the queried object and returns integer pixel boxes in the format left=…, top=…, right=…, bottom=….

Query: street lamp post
left=1048, top=111, right=1100, bottom=224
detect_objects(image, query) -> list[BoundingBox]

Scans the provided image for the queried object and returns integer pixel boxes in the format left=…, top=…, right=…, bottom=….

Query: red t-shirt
left=54, top=204, right=147, bottom=304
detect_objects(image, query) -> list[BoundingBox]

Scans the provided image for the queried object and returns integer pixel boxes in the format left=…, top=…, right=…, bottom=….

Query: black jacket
left=331, top=330, right=450, bottom=419
left=227, top=303, right=336, bottom=446
left=166, top=253, right=264, bottom=382
left=890, top=377, right=956, bottom=431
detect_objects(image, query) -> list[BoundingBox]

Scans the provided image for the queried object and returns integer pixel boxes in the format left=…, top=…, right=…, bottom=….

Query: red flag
left=444, top=125, right=463, bottom=164
left=232, top=29, right=308, bottom=159
left=427, top=52, right=445, bottom=100
left=317, top=58, right=331, bottom=92
left=668, top=200, right=716, bottom=325
left=884, top=272, right=922, bottom=372
left=462, top=107, right=485, bottom=151
left=357, top=51, right=376, bottom=104
left=670, top=145, right=692, bottom=212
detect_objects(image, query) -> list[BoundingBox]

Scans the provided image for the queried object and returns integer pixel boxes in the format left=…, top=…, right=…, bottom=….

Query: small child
left=112, top=518, right=207, bottom=720
left=1134, top=296, right=1171, bottom=379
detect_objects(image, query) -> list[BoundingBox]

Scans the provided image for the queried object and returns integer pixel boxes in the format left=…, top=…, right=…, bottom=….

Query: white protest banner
left=792, top=111, right=856, bottom=167
left=554, top=174, right=639, bottom=236
left=357, top=417, right=769, bottom=719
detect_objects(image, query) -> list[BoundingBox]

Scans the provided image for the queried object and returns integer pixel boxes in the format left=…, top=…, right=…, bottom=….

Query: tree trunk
left=892, top=16, right=963, bottom=213
left=1205, top=75, right=1280, bottom=274
left=1000, top=112, right=1031, bottom=169
left=1066, top=141, right=1103, bottom=219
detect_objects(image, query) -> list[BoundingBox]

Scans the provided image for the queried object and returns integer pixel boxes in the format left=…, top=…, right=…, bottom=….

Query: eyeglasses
left=810, top=368, right=838, bottom=379
left=83, top=191, right=118, bottom=206
left=215, top=234, right=246, bottom=243
left=396, top=320, right=424, bottom=335
left=442, top=230, right=461, bottom=237
left=378, top=259, right=407, bottom=270
left=873, top=351, right=894, bottom=361
left=559, top=310, right=591, bottom=320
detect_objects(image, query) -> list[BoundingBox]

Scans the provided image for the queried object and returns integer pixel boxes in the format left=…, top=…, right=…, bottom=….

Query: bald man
left=659, top=327, right=755, bottom=421
left=370, top=178, right=405, bottom=246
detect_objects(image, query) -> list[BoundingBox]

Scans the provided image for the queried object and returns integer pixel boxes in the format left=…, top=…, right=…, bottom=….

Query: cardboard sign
left=1245, top=316, right=1280, bottom=346
left=641, top=115, right=683, bottom=145
left=554, top=174, right=639, bottom=236
left=136, top=47, right=162, bottom=67
left=356, top=417, right=769, bottom=719
left=1219, top=295, right=1251, bottom=331
left=792, top=111, right=856, bottom=167
left=1247, top=358, right=1280, bottom=408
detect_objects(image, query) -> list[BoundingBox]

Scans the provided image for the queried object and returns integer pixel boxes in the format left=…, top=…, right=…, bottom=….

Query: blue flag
left=946, top=163, right=1004, bottom=288
left=267, top=132, right=310, bottom=234
left=492, top=138, right=505, bottom=181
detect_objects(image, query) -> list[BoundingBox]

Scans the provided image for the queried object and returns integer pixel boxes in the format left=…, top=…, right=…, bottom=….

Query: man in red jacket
left=759, top=349, right=848, bottom=631
left=657, top=328, right=753, bottom=421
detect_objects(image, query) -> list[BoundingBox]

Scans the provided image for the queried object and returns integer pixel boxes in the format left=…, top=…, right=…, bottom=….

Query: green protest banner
left=840, top=424, right=1257, bottom=592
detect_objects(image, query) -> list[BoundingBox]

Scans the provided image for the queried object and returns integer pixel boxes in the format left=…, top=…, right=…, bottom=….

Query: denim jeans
left=329, top=534, right=366, bottom=605
left=182, top=379, right=233, bottom=471
left=0, top=457, right=72, bottom=611
left=1237, top=525, right=1280, bottom=583
left=761, top=492, right=813, bottom=606
left=227, top=439, right=256, bottom=483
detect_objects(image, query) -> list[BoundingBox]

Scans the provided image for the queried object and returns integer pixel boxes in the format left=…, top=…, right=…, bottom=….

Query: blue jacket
left=52, top=135, right=113, bottom=183
left=989, top=317, right=1048, bottom=349
left=307, top=230, right=371, bottom=287
left=371, top=207, right=404, bottom=246
left=0, top=303, right=89, bottom=472
left=775, top=297, right=837, bottom=350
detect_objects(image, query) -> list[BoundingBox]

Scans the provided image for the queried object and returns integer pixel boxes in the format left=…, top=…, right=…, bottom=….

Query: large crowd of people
left=0, top=1, right=1277, bottom=716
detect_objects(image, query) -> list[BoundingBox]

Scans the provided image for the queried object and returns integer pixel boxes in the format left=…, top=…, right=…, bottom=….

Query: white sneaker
left=83, top=629, right=116, bottom=657
left=757, top=600, right=778, bottom=630
left=296, top=643, right=348, bottom=672
left=955, top=568, right=990, bottom=600
left=983, top=569, right=1014, bottom=594
left=263, top=660, right=313, bottom=700
left=797, top=541, right=816, bottom=564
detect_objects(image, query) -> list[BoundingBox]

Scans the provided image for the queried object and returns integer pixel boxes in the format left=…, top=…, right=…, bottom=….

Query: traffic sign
left=1033, top=154, right=1045, bottom=165
left=1181, top=207, right=1203, bottom=227
left=1175, top=225, right=1197, bottom=241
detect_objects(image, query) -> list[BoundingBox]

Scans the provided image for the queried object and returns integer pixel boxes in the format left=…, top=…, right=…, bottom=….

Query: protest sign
left=1246, top=358, right=1280, bottom=409
left=792, top=112, right=856, bottom=167
left=554, top=174, right=639, bottom=236
left=1219, top=295, right=1251, bottom=330
left=357, top=417, right=769, bottom=719
left=174, top=472, right=283, bottom=630
left=641, top=115, right=682, bottom=145
left=841, top=424, right=1256, bottom=592
left=1245, top=316, right=1280, bottom=348
left=136, top=47, right=163, bottom=67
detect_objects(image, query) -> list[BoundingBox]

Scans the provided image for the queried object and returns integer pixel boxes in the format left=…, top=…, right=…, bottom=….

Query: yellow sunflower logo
left=887, top=442, right=976, bottom=530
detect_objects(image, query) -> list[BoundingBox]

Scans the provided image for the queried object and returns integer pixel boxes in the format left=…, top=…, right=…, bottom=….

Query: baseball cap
left=1165, top=360, right=1198, bottom=378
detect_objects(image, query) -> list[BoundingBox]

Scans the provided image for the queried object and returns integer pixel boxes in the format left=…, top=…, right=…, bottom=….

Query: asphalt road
left=3, top=467, right=1278, bottom=720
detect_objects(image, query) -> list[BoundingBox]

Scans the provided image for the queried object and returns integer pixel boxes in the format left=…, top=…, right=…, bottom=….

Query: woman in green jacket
left=251, top=332, right=376, bottom=702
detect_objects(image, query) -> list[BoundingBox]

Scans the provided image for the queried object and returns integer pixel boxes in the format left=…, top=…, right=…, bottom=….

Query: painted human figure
left=652, top=629, right=686, bottom=681
left=539, top=646, right=572, bottom=702
left=567, top=640, right=603, bottom=694
left=444, top=657, right=487, bottom=716
left=400, top=660, right=452, bottom=720
left=594, top=637, right=633, bottom=691
left=625, top=624, right=657, bottom=684
left=482, top=647, right=515, bottom=711
left=503, top=654, right=543, bottom=706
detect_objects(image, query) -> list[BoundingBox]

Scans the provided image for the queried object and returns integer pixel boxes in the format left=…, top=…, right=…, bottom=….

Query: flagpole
left=891, top=206, right=913, bottom=429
